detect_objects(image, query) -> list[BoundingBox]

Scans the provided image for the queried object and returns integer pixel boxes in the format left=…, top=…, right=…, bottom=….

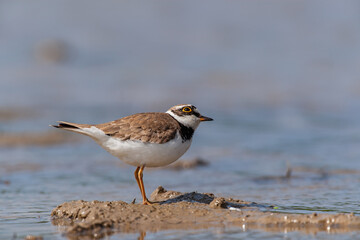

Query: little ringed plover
left=52, top=104, right=213, bottom=205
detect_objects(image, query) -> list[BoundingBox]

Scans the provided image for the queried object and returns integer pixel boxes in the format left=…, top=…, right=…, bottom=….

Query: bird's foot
left=142, top=198, right=154, bottom=205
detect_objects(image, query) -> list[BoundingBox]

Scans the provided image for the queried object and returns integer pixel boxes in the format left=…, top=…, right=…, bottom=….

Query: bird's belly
left=99, top=134, right=191, bottom=167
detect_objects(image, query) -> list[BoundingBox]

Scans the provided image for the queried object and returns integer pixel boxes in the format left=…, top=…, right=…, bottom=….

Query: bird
left=51, top=104, right=213, bottom=205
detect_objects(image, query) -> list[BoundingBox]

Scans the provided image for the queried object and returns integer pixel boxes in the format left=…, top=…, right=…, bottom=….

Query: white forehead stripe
left=173, top=104, right=193, bottom=110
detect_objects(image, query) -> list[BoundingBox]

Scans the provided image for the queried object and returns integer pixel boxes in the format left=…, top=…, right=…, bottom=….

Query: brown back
left=96, top=112, right=180, bottom=144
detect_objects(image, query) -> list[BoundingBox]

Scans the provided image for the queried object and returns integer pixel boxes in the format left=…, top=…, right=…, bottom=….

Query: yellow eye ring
left=182, top=107, right=192, bottom=112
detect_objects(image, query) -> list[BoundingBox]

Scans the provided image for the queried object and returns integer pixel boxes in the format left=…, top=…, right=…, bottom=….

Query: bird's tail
left=51, top=121, right=92, bottom=135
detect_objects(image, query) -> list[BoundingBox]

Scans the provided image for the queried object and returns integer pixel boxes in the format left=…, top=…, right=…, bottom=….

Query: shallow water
left=2, top=1, right=360, bottom=239
left=2, top=108, right=360, bottom=239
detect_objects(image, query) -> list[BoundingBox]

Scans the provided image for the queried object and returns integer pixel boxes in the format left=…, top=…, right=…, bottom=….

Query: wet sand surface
left=51, top=186, right=360, bottom=239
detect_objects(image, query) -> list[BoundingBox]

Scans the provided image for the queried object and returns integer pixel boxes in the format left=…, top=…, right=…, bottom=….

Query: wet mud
left=0, top=179, right=10, bottom=185
left=252, top=166, right=360, bottom=184
left=0, top=108, right=32, bottom=122
left=164, top=157, right=209, bottom=170
left=0, top=131, right=79, bottom=147
left=24, top=235, right=43, bottom=240
left=0, top=108, right=79, bottom=147
left=51, top=186, right=360, bottom=239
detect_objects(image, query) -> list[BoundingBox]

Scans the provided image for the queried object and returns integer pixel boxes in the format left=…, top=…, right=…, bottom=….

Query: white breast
left=82, top=126, right=192, bottom=167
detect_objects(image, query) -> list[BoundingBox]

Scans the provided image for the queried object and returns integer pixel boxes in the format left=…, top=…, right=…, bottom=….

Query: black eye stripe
left=193, top=111, right=200, bottom=117
left=174, top=109, right=200, bottom=117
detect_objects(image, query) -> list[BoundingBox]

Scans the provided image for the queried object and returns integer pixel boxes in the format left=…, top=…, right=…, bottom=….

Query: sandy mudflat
left=0, top=108, right=79, bottom=147
left=0, top=108, right=31, bottom=122
left=0, top=131, right=79, bottom=147
left=51, top=186, right=360, bottom=239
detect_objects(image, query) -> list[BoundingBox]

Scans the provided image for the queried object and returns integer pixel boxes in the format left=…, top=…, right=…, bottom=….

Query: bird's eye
left=182, top=107, right=192, bottom=113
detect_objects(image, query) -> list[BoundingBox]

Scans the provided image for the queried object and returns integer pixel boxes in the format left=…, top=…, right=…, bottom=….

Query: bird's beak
left=199, top=115, right=213, bottom=121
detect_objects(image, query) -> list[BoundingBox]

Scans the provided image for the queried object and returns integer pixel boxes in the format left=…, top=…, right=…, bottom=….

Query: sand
left=51, top=186, right=360, bottom=239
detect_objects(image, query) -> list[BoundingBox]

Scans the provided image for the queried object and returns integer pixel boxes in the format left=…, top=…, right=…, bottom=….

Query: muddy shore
left=51, top=186, right=360, bottom=239
left=0, top=108, right=80, bottom=147
left=0, top=131, right=79, bottom=148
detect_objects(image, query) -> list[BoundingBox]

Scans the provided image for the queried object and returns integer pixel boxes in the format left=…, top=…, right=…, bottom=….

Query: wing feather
left=96, top=113, right=179, bottom=144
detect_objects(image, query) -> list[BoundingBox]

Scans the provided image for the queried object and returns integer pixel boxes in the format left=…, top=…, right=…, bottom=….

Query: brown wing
left=95, top=112, right=180, bottom=144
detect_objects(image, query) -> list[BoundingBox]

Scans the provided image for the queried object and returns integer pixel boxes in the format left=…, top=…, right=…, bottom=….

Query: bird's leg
left=134, top=166, right=142, bottom=200
left=138, top=166, right=152, bottom=205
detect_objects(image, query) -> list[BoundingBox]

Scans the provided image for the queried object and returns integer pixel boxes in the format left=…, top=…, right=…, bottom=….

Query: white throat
left=166, top=110, right=200, bottom=129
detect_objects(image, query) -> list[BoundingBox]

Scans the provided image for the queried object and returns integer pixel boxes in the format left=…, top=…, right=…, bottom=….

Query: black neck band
left=178, top=122, right=194, bottom=142
left=168, top=114, right=194, bottom=142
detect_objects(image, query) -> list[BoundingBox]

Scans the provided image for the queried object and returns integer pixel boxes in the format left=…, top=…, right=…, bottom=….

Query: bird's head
left=166, top=104, right=213, bottom=129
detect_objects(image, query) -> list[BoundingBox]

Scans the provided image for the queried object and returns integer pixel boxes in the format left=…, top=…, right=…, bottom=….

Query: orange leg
left=134, top=166, right=142, bottom=196
left=134, top=166, right=152, bottom=205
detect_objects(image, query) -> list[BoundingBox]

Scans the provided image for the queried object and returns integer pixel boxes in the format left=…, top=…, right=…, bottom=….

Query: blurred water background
left=1, top=1, right=360, bottom=239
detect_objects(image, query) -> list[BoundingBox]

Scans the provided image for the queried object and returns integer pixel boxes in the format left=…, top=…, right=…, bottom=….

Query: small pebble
left=209, top=198, right=227, bottom=209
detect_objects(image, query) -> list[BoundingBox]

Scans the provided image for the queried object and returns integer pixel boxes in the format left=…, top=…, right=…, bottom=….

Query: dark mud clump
left=51, top=186, right=360, bottom=239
